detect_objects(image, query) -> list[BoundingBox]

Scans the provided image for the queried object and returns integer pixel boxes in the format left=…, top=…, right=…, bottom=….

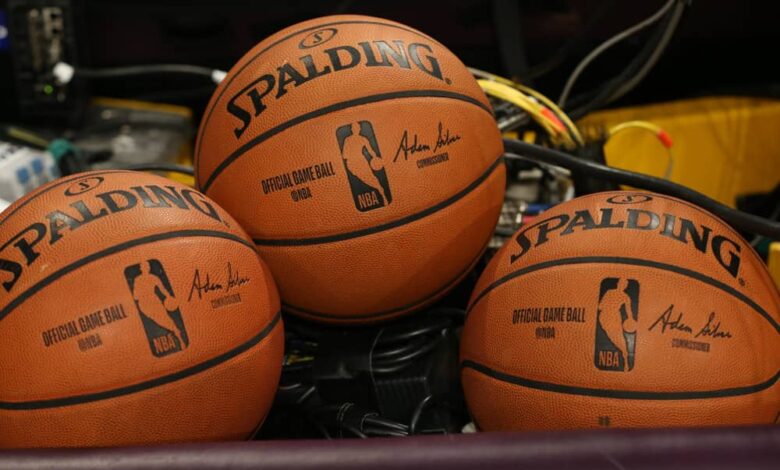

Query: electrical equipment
left=6, top=0, right=85, bottom=123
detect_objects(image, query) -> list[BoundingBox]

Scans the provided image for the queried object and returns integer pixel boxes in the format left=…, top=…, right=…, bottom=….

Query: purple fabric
left=1, top=426, right=779, bottom=470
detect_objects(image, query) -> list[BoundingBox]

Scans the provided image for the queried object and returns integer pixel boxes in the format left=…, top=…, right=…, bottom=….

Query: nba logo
left=594, top=277, right=639, bottom=372
left=335, top=121, right=392, bottom=212
left=124, top=259, right=189, bottom=358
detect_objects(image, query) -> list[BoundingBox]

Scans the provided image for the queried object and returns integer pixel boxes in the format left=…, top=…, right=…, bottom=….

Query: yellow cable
left=608, top=120, right=673, bottom=149
left=609, top=120, right=661, bottom=137
left=470, top=67, right=584, bottom=147
left=477, top=79, right=576, bottom=148
left=478, top=80, right=554, bottom=134
left=513, top=83, right=584, bottom=146
left=607, top=120, right=674, bottom=179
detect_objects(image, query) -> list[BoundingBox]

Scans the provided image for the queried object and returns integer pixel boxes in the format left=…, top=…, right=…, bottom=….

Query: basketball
left=195, top=15, right=505, bottom=323
left=461, top=191, right=780, bottom=430
left=0, top=171, right=283, bottom=448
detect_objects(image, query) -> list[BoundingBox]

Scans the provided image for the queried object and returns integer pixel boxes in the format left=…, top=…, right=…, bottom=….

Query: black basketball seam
left=0, top=229, right=256, bottom=324
left=0, top=312, right=281, bottom=410
left=0, top=170, right=138, bottom=228
left=200, top=90, right=494, bottom=192
left=253, top=154, right=504, bottom=246
left=194, top=18, right=446, bottom=173
left=467, top=256, right=780, bottom=334
left=283, top=229, right=493, bottom=320
left=461, top=360, right=780, bottom=400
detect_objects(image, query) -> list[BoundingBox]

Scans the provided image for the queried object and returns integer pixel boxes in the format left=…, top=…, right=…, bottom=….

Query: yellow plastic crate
left=578, top=97, right=780, bottom=208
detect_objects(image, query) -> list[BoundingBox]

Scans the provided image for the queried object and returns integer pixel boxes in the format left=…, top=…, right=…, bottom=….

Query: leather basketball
left=0, top=171, right=283, bottom=448
left=195, top=14, right=505, bottom=323
left=461, top=191, right=780, bottom=430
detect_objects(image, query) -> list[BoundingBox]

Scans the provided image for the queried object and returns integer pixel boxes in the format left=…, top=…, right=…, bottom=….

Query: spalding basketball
left=195, top=15, right=505, bottom=323
left=0, top=171, right=283, bottom=448
left=461, top=191, right=780, bottom=430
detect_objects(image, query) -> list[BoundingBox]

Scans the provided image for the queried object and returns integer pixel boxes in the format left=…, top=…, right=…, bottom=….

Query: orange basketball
left=195, top=15, right=505, bottom=323
left=461, top=191, right=780, bottom=430
left=0, top=171, right=283, bottom=448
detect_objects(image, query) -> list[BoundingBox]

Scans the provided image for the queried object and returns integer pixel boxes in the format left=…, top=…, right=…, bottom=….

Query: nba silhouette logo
left=124, top=259, right=189, bottom=358
left=594, top=277, right=639, bottom=372
left=335, top=121, right=392, bottom=212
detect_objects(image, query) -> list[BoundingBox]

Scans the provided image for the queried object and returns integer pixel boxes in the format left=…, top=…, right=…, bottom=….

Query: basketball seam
left=283, top=228, right=493, bottom=320
left=252, top=154, right=504, bottom=246
left=461, top=360, right=780, bottom=400
left=467, top=256, right=780, bottom=334
left=0, top=229, right=256, bottom=324
left=199, top=90, right=494, bottom=192
left=194, top=18, right=447, bottom=173
left=0, top=170, right=139, bottom=228
left=0, top=312, right=281, bottom=410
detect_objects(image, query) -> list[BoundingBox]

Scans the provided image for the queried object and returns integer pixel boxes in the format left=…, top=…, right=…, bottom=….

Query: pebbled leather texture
left=195, top=15, right=505, bottom=322
left=0, top=171, right=284, bottom=448
left=461, top=191, right=780, bottom=430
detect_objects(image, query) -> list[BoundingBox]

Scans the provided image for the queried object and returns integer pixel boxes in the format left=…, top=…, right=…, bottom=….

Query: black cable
left=369, top=361, right=422, bottom=375
left=363, top=416, right=409, bottom=433
left=277, top=382, right=307, bottom=392
left=134, top=85, right=222, bottom=103
left=117, top=163, right=195, bottom=176
left=372, top=337, right=429, bottom=360
left=524, top=0, right=618, bottom=81
left=503, top=138, right=780, bottom=240
left=566, top=3, right=678, bottom=118
left=409, top=395, right=434, bottom=435
left=363, top=428, right=408, bottom=437
left=310, top=418, right=332, bottom=440
left=373, top=337, right=443, bottom=372
left=295, top=385, right=317, bottom=405
left=342, top=423, right=367, bottom=439
left=74, top=64, right=216, bottom=80
left=365, top=312, right=455, bottom=374
left=282, top=361, right=313, bottom=372
left=751, top=202, right=780, bottom=247
left=558, top=0, right=678, bottom=108
left=606, top=0, right=686, bottom=104
left=379, top=318, right=451, bottom=344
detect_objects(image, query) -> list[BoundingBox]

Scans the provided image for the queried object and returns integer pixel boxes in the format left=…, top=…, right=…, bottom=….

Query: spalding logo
left=509, top=207, right=743, bottom=278
left=0, top=185, right=225, bottom=294
left=299, top=28, right=338, bottom=49
left=226, top=39, right=445, bottom=140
